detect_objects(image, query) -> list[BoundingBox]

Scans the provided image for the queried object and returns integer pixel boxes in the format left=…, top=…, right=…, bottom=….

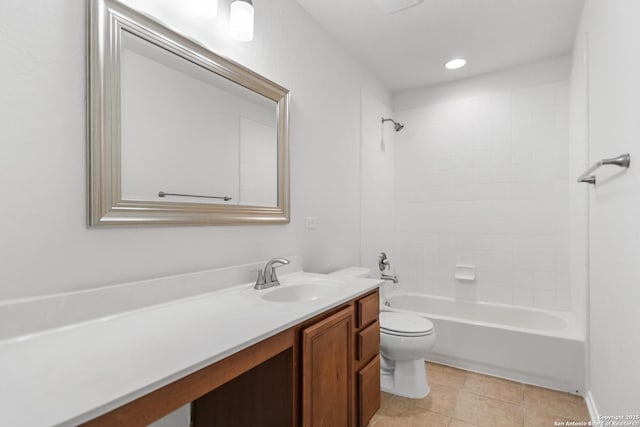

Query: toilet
left=379, top=311, right=436, bottom=398
left=329, top=267, right=437, bottom=399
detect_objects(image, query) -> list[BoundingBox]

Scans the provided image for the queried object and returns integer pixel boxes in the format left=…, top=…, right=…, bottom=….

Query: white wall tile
left=533, top=271, right=556, bottom=291
left=454, top=282, right=478, bottom=301
left=393, top=80, right=571, bottom=309
left=512, top=270, right=536, bottom=289
left=395, top=246, right=424, bottom=293
left=361, top=90, right=395, bottom=274
left=513, top=288, right=534, bottom=307
left=477, top=285, right=513, bottom=305
left=533, top=289, right=566, bottom=310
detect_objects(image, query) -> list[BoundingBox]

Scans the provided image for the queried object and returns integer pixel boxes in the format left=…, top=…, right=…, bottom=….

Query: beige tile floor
left=369, top=362, right=590, bottom=427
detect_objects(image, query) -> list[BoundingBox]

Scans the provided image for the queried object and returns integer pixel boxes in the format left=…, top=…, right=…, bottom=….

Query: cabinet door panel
left=358, top=356, right=380, bottom=427
left=302, top=307, right=353, bottom=427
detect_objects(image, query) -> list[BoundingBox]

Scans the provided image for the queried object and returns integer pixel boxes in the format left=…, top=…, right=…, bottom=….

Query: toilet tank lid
left=328, top=267, right=371, bottom=278
left=380, top=312, right=434, bottom=334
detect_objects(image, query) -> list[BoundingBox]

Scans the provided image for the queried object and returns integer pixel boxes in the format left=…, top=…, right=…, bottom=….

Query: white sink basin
left=261, top=283, right=339, bottom=303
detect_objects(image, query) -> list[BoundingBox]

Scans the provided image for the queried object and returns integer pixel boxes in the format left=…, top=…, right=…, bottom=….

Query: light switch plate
left=304, top=217, right=318, bottom=229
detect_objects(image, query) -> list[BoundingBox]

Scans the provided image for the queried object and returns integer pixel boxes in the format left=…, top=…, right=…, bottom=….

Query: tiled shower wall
left=393, top=81, right=571, bottom=310
left=360, top=90, right=395, bottom=275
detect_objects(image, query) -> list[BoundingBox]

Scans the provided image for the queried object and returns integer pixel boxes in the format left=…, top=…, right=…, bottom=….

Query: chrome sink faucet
left=254, top=258, right=290, bottom=290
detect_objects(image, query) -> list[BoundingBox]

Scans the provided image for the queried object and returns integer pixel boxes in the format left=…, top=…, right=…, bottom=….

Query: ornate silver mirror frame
left=88, top=0, right=290, bottom=226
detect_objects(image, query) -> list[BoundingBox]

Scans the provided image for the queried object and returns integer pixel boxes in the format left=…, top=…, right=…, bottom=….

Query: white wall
left=393, top=58, right=572, bottom=310
left=0, top=0, right=389, bottom=300
left=568, top=30, right=589, bottom=335
left=238, top=117, right=278, bottom=206
left=572, top=0, right=640, bottom=416
left=360, top=90, right=395, bottom=276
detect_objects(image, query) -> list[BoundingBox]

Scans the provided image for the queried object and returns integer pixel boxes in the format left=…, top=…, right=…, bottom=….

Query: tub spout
left=381, top=273, right=398, bottom=284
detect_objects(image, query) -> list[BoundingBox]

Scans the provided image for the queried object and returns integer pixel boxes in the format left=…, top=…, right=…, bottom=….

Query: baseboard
left=585, top=391, right=600, bottom=423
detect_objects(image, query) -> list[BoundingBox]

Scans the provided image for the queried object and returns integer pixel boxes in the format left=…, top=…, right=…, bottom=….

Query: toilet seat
left=380, top=312, right=434, bottom=337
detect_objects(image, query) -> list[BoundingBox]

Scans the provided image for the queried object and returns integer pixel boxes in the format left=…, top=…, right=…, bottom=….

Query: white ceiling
left=295, top=0, right=585, bottom=92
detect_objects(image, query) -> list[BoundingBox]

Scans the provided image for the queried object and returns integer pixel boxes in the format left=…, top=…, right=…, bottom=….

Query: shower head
left=381, top=117, right=405, bottom=132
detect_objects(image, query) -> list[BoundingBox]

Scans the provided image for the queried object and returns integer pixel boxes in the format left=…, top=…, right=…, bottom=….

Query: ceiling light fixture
left=189, top=0, right=218, bottom=18
left=230, top=0, right=255, bottom=42
left=445, top=58, right=467, bottom=70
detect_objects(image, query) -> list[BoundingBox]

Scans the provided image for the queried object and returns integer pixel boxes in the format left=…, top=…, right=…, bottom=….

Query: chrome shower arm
left=381, top=117, right=405, bottom=132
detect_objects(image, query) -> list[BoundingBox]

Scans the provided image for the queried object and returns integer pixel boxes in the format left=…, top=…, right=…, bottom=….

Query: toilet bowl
left=380, top=311, right=436, bottom=399
left=329, top=266, right=437, bottom=398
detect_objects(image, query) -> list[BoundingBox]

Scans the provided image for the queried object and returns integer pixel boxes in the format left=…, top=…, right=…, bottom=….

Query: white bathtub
left=382, top=292, right=585, bottom=394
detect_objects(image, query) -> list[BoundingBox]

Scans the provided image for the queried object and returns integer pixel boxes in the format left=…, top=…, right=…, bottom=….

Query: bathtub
left=382, top=292, right=585, bottom=394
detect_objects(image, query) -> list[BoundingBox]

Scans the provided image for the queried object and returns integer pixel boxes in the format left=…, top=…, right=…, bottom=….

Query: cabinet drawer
left=357, top=320, right=380, bottom=362
left=358, top=356, right=380, bottom=427
left=357, top=291, right=379, bottom=328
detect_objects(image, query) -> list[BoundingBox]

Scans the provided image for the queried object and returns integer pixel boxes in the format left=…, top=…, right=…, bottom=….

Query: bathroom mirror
left=88, top=0, right=289, bottom=226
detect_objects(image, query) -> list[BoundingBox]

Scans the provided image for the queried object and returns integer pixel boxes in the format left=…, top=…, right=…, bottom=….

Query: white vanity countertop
left=0, top=272, right=380, bottom=427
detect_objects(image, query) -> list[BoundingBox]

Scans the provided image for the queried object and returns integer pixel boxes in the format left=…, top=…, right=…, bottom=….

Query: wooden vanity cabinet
left=84, top=289, right=380, bottom=427
left=353, top=291, right=380, bottom=427
left=298, top=289, right=381, bottom=427
left=84, top=329, right=295, bottom=427
left=191, top=349, right=293, bottom=426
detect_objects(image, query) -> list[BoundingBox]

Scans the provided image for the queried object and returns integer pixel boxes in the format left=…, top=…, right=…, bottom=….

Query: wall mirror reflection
left=88, top=0, right=289, bottom=226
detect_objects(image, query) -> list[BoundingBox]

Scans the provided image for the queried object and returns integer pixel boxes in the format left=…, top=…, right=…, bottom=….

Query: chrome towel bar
left=577, top=153, right=630, bottom=185
left=158, top=191, right=232, bottom=201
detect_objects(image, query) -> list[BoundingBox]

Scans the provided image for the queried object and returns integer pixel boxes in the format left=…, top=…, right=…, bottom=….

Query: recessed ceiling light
left=445, top=58, right=467, bottom=70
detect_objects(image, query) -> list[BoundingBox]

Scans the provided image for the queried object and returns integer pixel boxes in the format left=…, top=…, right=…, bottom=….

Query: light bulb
left=445, top=58, right=467, bottom=70
left=190, top=0, right=218, bottom=18
left=230, top=0, right=254, bottom=42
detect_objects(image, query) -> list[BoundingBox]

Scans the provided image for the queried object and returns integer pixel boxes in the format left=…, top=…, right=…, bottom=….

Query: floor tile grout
left=372, top=362, right=588, bottom=427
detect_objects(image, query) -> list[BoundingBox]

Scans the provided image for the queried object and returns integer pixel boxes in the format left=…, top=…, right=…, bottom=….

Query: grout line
left=388, top=362, right=592, bottom=427
left=461, top=388, right=524, bottom=407
left=463, top=388, right=524, bottom=405
left=451, top=385, right=462, bottom=424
